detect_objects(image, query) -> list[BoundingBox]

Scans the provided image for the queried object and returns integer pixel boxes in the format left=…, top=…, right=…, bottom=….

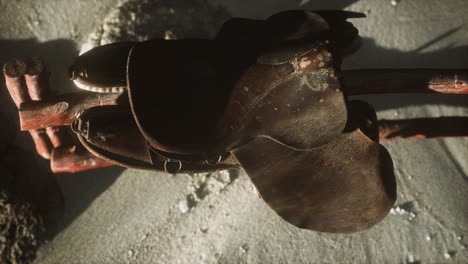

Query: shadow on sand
left=0, top=0, right=466, bottom=239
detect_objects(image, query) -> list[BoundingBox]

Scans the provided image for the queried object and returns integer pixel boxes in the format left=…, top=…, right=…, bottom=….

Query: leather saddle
left=69, top=10, right=396, bottom=233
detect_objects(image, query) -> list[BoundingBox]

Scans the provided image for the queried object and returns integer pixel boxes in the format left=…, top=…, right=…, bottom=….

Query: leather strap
left=72, top=106, right=239, bottom=173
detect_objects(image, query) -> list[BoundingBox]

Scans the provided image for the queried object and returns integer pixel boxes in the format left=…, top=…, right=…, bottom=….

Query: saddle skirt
left=70, top=10, right=396, bottom=233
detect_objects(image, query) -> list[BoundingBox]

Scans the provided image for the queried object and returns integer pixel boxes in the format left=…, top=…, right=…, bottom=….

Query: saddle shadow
left=50, top=166, right=126, bottom=235
left=1, top=0, right=466, bottom=241
left=0, top=38, right=125, bottom=238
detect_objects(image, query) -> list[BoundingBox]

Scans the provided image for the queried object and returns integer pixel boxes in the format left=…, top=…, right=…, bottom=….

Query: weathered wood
left=28, top=129, right=52, bottom=159
left=4, top=59, right=54, bottom=159
left=379, top=117, right=468, bottom=141
left=18, top=69, right=468, bottom=132
left=19, top=92, right=121, bottom=130
left=51, top=145, right=115, bottom=173
left=24, top=57, right=51, bottom=101
left=3, top=59, right=30, bottom=107
left=45, top=127, right=73, bottom=148
left=342, top=69, right=468, bottom=95
left=4, top=58, right=119, bottom=170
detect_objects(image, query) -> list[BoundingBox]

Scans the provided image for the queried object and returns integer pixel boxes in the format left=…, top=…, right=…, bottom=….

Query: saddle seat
left=69, top=10, right=396, bottom=233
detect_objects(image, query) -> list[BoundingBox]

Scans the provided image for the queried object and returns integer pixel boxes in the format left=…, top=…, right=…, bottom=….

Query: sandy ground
left=0, top=0, right=467, bottom=263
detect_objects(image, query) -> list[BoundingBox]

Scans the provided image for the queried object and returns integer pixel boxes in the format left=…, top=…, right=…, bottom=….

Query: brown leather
left=126, top=12, right=351, bottom=156
left=70, top=42, right=134, bottom=92
left=232, top=128, right=396, bottom=233
left=70, top=10, right=396, bottom=233
left=73, top=106, right=239, bottom=173
left=216, top=45, right=347, bottom=152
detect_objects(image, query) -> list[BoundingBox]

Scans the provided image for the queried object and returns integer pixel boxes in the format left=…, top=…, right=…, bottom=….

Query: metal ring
left=205, top=155, right=222, bottom=165
left=70, top=118, right=81, bottom=134
left=164, top=160, right=182, bottom=174
left=70, top=111, right=85, bottom=134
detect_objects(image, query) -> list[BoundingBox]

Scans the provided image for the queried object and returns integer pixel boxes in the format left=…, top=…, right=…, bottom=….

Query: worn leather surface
left=74, top=106, right=239, bottom=173
left=70, top=42, right=134, bottom=91
left=232, top=128, right=396, bottom=233
left=70, top=10, right=396, bottom=233
left=218, top=45, right=347, bottom=152
left=126, top=10, right=356, bottom=155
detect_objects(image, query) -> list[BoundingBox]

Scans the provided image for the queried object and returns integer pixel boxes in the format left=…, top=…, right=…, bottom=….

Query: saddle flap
left=73, top=106, right=152, bottom=164
left=73, top=105, right=240, bottom=173
left=218, top=46, right=348, bottom=152
left=232, top=128, right=396, bottom=233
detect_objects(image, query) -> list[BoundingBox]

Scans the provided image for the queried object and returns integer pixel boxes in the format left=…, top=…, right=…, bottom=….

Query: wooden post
left=51, top=145, right=115, bottom=173
left=342, top=69, right=468, bottom=95
left=18, top=92, right=121, bottom=130
left=379, top=117, right=468, bottom=141
left=3, top=58, right=118, bottom=172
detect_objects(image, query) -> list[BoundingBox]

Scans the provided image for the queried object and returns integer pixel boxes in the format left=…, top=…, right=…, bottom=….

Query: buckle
left=71, top=112, right=89, bottom=139
left=163, top=160, right=183, bottom=174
